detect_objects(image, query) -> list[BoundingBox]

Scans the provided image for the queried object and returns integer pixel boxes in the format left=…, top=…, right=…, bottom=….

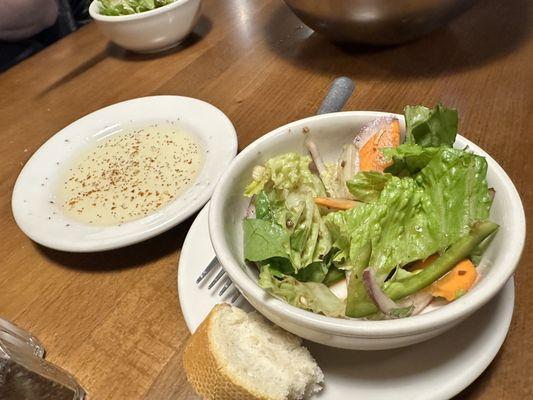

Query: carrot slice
left=359, top=119, right=401, bottom=171
left=412, top=257, right=477, bottom=301
left=314, top=197, right=359, bottom=210
left=430, top=259, right=477, bottom=301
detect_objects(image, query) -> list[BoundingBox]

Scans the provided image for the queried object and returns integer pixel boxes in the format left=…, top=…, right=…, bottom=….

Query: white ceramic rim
left=12, top=95, right=237, bottom=252
left=209, top=111, right=526, bottom=338
left=89, top=0, right=191, bottom=22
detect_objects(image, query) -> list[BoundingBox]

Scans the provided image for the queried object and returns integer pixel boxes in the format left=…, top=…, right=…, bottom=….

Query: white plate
left=178, top=204, right=515, bottom=400
left=12, top=96, right=237, bottom=252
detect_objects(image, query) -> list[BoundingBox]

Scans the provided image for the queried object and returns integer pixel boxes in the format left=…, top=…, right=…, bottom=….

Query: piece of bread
left=183, top=303, right=324, bottom=400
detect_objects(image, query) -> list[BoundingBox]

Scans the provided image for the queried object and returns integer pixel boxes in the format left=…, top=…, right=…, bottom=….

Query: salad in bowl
left=242, top=104, right=498, bottom=320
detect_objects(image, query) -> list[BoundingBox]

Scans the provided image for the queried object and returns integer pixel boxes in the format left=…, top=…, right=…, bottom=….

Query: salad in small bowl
left=89, top=0, right=202, bottom=53
left=209, top=105, right=525, bottom=350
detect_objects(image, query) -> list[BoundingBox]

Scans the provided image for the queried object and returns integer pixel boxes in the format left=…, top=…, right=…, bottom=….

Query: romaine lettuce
left=326, top=176, right=436, bottom=281
left=259, top=266, right=345, bottom=317
left=346, top=171, right=392, bottom=203
left=243, top=154, right=340, bottom=314
left=405, top=104, right=458, bottom=148
left=415, top=147, right=492, bottom=250
left=98, top=0, right=174, bottom=15
left=244, top=153, right=325, bottom=197
left=243, top=154, right=331, bottom=274
left=382, top=144, right=440, bottom=176
left=326, top=147, right=492, bottom=284
left=243, top=218, right=290, bottom=262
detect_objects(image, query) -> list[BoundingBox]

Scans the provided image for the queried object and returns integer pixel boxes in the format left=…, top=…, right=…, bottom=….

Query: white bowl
left=89, top=0, right=202, bottom=53
left=12, top=96, right=237, bottom=252
left=209, top=111, right=525, bottom=350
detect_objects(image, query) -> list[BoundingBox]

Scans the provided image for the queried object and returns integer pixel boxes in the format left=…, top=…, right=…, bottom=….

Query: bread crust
left=183, top=304, right=272, bottom=400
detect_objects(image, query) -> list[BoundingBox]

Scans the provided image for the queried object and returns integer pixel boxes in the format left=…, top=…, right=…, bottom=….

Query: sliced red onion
left=362, top=268, right=399, bottom=315
left=363, top=268, right=426, bottom=319
left=354, top=117, right=399, bottom=150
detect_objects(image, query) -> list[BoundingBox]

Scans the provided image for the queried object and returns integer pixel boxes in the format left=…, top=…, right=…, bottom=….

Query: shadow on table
left=38, top=16, right=212, bottom=96
left=264, top=0, right=530, bottom=79
left=34, top=214, right=195, bottom=272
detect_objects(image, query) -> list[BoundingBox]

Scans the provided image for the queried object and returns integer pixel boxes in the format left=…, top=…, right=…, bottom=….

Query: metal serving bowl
left=283, top=0, right=477, bottom=45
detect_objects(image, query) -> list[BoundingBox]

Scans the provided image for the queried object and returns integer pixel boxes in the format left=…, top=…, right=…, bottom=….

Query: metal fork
left=196, top=77, right=355, bottom=304
left=196, top=257, right=241, bottom=303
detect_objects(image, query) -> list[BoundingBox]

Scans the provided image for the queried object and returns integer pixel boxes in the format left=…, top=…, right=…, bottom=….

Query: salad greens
left=242, top=104, right=498, bottom=320
left=345, top=171, right=392, bottom=203
left=382, top=144, right=440, bottom=176
left=404, top=104, right=458, bottom=148
left=243, top=154, right=332, bottom=272
left=98, top=0, right=174, bottom=16
left=259, top=266, right=345, bottom=317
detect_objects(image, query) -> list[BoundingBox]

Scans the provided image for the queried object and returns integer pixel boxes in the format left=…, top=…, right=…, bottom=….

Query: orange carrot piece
left=314, top=197, right=359, bottom=210
left=359, top=119, right=401, bottom=172
left=430, top=259, right=477, bottom=301
left=412, top=256, right=477, bottom=301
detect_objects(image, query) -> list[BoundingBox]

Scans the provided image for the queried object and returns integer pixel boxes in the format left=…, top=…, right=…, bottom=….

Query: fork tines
left=196, top=257, right=241, bottom=303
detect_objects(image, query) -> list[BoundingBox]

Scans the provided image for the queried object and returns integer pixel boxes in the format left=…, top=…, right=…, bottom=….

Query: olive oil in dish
left=59, top=124, right=203, bottom=226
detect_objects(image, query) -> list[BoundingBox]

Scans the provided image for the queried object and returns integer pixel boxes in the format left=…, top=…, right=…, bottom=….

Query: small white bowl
left=89, top=0, right=202, bottom=53
left=209, top=111, right=525, bottom=350
left=12, top=96, right=237, bottom=252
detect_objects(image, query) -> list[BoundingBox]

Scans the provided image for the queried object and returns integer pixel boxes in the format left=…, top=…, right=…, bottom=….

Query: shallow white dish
left=209, top=111, right=525, bottom=349
left=178, top=204, right=515, bottom=400
left=89, top=0, right=202, bottom=53
left=12, top=96, right=237, bottom=252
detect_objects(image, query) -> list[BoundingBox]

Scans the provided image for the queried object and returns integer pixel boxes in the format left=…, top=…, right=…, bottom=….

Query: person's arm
left=0, top=0, right=59, bottom=41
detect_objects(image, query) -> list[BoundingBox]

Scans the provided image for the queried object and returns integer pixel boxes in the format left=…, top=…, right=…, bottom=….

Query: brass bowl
left=283, top=0, right=477, bottom=45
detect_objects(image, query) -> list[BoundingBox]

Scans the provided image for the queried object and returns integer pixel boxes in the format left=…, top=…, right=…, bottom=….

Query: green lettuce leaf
left=322, top=266, right=345, bottom=286
left=244, top=153, right=326, bottom=197
left=382, top=144, right=440, bottom=176
left=244, top=155, right=331, bottom=273
left=243, top=218, right=289, bottom=262
left=326, top=176, right=436, bottom=281
left=415, top=147, right=492, bottom=250
left=254, top=191, right=274, bottom=220
left=294, top=262, right=329, bottom=283
left=405, top=104, right=458, bottom=148
left=244, top=166, right=271, bottom=197
left=346, top=171, right=393, bottom=202
left=260, top=257, right=294, bottom=277
left=98, top=0, right=174, bottom=15
left=341, top=147, right=493, bottom=318
left=326, top=147, right=492, bottom=284
left=259, top=266, right=345, bottom=317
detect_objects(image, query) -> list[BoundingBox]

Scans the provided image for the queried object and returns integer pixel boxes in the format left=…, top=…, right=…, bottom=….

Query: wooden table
left=0, top=0, right=531, bottom=398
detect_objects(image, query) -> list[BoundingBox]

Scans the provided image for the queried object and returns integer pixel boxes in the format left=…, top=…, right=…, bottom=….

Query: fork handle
left=316, top=77, right=355, bottom=115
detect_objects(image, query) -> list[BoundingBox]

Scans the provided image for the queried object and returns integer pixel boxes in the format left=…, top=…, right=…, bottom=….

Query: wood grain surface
left=0, top=0, right=531, bottom=398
